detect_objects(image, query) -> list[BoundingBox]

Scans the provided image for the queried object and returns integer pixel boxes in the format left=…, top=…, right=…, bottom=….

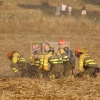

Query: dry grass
left=0, top=0, right=100, bottom=100
left=0, top=77, right=100, bottom=100
left=0, top=0, right=100, bottom=33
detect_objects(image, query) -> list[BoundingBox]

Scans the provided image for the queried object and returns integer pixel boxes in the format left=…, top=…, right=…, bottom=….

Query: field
left=0, top=0, right=100, bottom=100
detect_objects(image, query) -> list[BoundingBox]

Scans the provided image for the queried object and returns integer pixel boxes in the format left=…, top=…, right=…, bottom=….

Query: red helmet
left=33, top=44, right=40, bottom=50
left=75, top=48, right=80, bottom=56
left=43, top=43, right=51, bottom=53
left=58, top=39, right=66, bottom=45
left=7, top=51, right=13, bottom=59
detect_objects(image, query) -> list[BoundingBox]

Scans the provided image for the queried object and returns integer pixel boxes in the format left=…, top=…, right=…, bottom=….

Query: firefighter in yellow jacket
left=7, top=51, right=31, bottom=77
left=47, top=49, right=64, bottom=79
left=29, top=53, right=41, bottom=77
left=38, top=43, right=52, bottom=78
left=29, top=43, right=52, bottom=78
left=39, top=42, right=64, bottom=79
left=75, top=47, right=100, bottom=77
left=58, top=39, right=75, bottom=77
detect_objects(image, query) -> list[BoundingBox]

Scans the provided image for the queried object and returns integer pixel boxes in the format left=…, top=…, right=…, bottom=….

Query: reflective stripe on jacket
left=12, top=53, right=27, bottom=64
left=12, top=53, right=21, bottom=64
left=49, top=55, right=63, bottom=64
left=39, top=53, right=52, bottom=71
left=17, top=57, right=27, bottom=63
left=62, top=53, right=69, bottom=62
left=79, top=53, right=96, bottom=72
left=34, top=58, right=40, bottom=67
left=40, top=57, right=49, bottom=68
left=12, top=68, right=18, bottom=73
left=40, top=58, right=44, bottom=65
left=84, top=57, right=96, bottom=66
left=62, top=55, right=69, bottom=61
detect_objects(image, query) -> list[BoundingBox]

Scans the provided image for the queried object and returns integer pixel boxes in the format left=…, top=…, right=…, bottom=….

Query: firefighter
left=39, top=42, right=64, bottom=79
left=42, top=44, right=64, bottom=79
left=29, top=53, right=41, bottom=77
left=7, top=51, right=31, bottom=77
left=58, top=39, right=75, bottom=77
left=75, top=47, right=100, bottom=78
left=29, top=43, right=42, bottom=78
left=48, top=49, right=64, bottom=79
left=39, top=43, right=52, bottom=78
left=29, top=43, right=52, bottom=78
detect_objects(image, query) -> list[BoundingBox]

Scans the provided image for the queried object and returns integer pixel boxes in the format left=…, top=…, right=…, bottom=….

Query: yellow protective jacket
left=61, top=52, right=69, bottom=62
left=12, top=53, right=27, bottom=64
left=34, top=58, right=40, bottom=67
left=79, top=53, right=96, bottom=72
left=39, top=52, right=52, bottom=71
left=49, top=54, right=63, bottom=64
left=57, top=48, right=69, bottom=62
